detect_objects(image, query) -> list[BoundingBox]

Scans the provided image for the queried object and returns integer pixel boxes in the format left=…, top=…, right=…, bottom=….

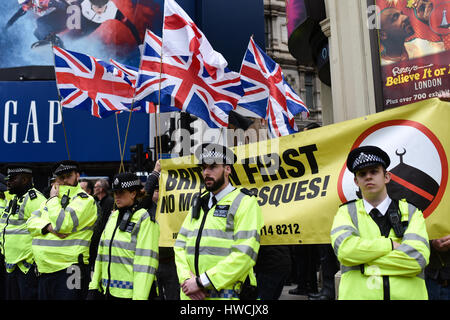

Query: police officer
left=27, top=160, right=98, bottom=300
left=0, top=165, right=46, bottom=300
left=89, top=172, right=159, bottom=300
left=174, top=143, right=264, bottom=300
left=331, top=146, right=430, bottom=300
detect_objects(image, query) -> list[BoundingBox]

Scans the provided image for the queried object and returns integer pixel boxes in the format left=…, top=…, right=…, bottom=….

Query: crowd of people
left=0, top=141, right=449, bottom=300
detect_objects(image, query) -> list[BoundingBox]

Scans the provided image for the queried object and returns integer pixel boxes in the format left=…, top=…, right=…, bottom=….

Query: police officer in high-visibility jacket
left=89, top=172, right=159, bottom=300
left=0, top=165, right=46, bottom=299
left=331, top=146, right=430, bottom=300
left=27, top=160, right=98, bottom=300
left=175, top=143, right=264, bottom=300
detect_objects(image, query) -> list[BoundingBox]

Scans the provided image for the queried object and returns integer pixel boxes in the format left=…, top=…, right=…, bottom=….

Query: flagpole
left=52, top=46, right=71, bottom=160
left=156, top=30, right=164, bottom=161
left=115, top=113, right=125, bottom=173
left=121, top=109, right=134, bottom=173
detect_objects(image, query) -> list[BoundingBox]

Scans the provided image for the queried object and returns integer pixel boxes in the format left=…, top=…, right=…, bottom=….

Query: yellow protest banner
left=156, top=98, right=450, bottom=246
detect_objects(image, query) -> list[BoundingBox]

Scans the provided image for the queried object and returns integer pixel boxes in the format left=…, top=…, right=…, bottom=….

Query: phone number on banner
left=260, top=223, right=301, bottom=236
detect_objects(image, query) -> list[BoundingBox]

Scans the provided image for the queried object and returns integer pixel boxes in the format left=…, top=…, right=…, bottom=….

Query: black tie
left=369, top=208, right=383, bottom=220
left=370, top=208, right=388, bottom=236
left=212, top=196, right=217, bottom=207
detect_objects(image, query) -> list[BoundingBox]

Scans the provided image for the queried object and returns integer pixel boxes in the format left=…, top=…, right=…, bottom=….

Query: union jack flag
left=135, top=1, right=244, bottom=128
left=134, top=30, right=180, bottom=114
left=109, top=58, right=160, bottom=113
left=239, top=37, right=309, bottom=137
left=53, top=46, right=134, bottom=118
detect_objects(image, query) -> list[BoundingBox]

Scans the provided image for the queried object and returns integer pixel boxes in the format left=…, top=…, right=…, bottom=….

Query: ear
left=384, top=171, right=391, bottom=184
left=353, top=175, right=360, bottom=187
left=224, top=165, right=232, bottom=176
left=380, top=30, right=387, bottom=42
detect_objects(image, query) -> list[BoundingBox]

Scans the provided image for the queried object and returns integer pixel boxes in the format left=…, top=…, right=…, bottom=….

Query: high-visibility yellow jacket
left=89, top=207, right=159, bottom=300
left=174, top=188, right=264, bottom=300
left=27, top=184, right=98, bottom=274
left=0, top=188, right=46, bottom=274
left=331, top=198, right=430, bottom=300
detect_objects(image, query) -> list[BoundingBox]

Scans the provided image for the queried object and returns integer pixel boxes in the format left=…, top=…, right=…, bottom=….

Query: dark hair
left=90, top=0, right=109, bottom=7
left=80, top=179, right=94, bottom=193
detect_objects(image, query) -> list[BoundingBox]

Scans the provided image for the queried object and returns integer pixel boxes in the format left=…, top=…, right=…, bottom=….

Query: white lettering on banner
left=23, top=101, right=41, bottom=143
left=48, top=100, right=62, bottom=143
left=2, top=99, right=62, bottom=145
left=4, top=100, right=18, bottom=144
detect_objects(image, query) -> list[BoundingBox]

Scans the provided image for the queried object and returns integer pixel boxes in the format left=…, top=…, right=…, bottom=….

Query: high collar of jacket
left=58, top=184, right=84, bottom=199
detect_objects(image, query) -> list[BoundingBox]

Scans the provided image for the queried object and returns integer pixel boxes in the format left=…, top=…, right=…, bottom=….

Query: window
left=304, top=73, right=315, bottom=109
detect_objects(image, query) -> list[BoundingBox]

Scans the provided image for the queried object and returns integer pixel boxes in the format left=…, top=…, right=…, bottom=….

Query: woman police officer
left=88, top=172, right=159, bottom=300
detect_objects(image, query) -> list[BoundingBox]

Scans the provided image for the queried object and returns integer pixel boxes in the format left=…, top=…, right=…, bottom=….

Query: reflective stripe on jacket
left=0, top=188, right=46, bottom=273
left=88, top=207, right=159, bottom=300
left=174, top=188, right=264, bottom=300
left=27, top=184, right=98, bottom=274
left=331, top=198, right=430, bottom=300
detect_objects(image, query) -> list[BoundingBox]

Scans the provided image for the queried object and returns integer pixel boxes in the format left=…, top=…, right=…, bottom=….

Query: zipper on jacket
left=105, top=221, right=120, bottom=296
left=194, top=205, right=210, bottom=277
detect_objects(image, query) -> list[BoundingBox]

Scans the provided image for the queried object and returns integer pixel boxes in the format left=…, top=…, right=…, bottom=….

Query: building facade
left=264, top=0, right=324, bottom=129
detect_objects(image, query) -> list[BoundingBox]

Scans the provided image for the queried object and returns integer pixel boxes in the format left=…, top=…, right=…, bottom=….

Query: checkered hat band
left=55, top=165, right=77, bottom=174
left=199, top=150, right=233, bottom=164
left=114, top=179, right=140, bottom=189
left=7, top=168, right=32, bottom=175
left=352, top=152, right=386, bottom=170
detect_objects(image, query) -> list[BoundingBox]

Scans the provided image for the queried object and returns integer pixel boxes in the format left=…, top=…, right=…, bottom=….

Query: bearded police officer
left=174, top=143, right=264, bottom=300
left=331, top=146, right=430, bottom=300
left=89, top=172, right=160, bottom=300
left=27, top=160, right=99, bottom=300
left=0, top=165, right=46, bottom=300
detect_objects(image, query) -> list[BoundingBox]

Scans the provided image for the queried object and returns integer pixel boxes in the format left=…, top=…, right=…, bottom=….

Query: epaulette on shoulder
left=339, top=199, right=357, bottom=207
left=77, top=192, right=89, bottom=199
left=28, top=189, right=38, bottom=200
left=240, top=188, right=256, bottom=197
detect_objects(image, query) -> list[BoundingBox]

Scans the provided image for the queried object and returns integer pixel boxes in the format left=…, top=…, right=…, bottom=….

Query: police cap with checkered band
left=4, top=164, right=33, bottom=181
left=52, top=160, right=80, bottom=177
left=346, top=145, right=391, bottom=174
left=112, top=172, right=142, bottom=192
left=195, top=143, right=237, bottom=166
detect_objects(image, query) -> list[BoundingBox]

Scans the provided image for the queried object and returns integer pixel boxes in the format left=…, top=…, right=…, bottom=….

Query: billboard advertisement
left=375, top=0, right=450, bottom=109
left=1, top=0, right=164, bottom=69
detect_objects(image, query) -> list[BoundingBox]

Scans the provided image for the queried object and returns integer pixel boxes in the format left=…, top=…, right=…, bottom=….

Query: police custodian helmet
left=195, top=143, right=237, bottom=165
left=346, top=145, right=391, bottom=174
left=112, top=172, right=142, bottom=192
